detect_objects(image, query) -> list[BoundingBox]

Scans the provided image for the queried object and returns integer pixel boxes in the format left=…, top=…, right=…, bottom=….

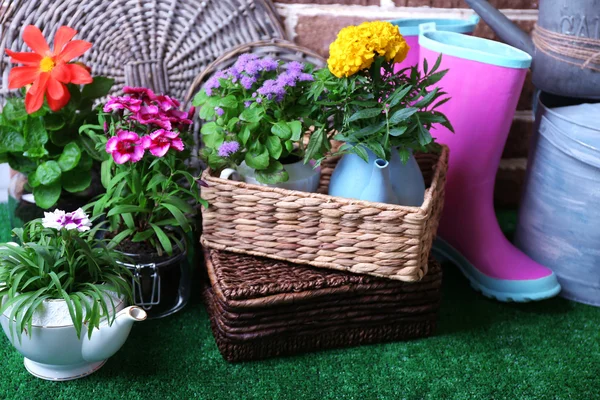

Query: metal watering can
left=464, top=0, right=600, bottom=99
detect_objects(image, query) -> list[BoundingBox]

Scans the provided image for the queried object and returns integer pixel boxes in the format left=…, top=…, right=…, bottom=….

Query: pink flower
left=103, top=96, right=142, bottom=113
left=141, top=129, right=185, bottom=157
left=42, top=208, right=92, bottom=232
left=106, top=130, right=145, bottom=164
left=123, top=86, right=156, bottom=103
left=154, top=94, right=180, bottom=111
left=131, top=105, right=172, bottom=130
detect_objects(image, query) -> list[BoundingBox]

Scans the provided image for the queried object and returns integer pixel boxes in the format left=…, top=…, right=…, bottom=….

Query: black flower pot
left=116, top=239, right=191, bottom=319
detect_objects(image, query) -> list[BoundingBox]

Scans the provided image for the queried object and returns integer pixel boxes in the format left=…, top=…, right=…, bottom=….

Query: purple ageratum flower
left=244, top=101, right=252, bottom=108
left=277, top=72, right=297, bottom=88
left=298, top=73, right=314, bottom=82
left=233, top=54, right=259, bottom=71
left=106, top=130, right=145, bottom=164
left=204, top=69, right=230, bottom=96
left=285, top=61, right=304, bottom=74
left=218, top=141, right=240, bottom=157
left=256, top=97, right=263, bottom=104
left=259, top=57, right=278, bottom=72
left=42, top=208, right=92, bottom=232
left=257, top=79, right=286, bottom=102
left=243, top=59, right=261, bottom=75
left=214, top=107, right=224, bottom=116
left=103, top=96, right=142, bottom=113
left=241, top=75, right=257, bottom=90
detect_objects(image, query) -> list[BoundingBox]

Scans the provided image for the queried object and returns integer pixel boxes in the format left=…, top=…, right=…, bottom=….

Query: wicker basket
left=202, top=248, right=442, bottom=362
left=201, top=146, right=448, bottom=282
left=0, top=0, right=285, bottom=102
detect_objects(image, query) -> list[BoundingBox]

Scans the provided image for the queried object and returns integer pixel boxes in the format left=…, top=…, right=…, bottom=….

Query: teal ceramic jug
left=329, top=148, right=425, bottom=206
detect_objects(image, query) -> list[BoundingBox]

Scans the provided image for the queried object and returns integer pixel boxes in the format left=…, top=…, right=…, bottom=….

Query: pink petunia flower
left=106, top=130, right=145, bottom=164
left=141, top=129, right=185, bottom=157
left=154, top=94, right=180, bottom=111
left=42, top=208, right=92, bottom=232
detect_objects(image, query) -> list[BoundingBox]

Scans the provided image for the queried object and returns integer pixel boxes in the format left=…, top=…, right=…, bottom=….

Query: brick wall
left=275, top=0, right=537, bottom=206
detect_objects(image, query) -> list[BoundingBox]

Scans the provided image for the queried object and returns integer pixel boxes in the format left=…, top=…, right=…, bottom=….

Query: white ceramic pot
left=1, top=294, right=146, bottom=381
left=220, top=159, right=321, bottom=192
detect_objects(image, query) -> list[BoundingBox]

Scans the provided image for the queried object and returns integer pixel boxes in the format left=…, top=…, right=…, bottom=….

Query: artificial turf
left=0, top=205, right=599, bottom=400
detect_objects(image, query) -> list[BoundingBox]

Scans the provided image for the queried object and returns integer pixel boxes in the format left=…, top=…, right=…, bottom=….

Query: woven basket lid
left=0, top=0, right=286, bottom=102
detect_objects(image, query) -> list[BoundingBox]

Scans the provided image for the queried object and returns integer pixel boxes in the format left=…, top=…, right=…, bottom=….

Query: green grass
left=0, top=205, right=599, bottom=399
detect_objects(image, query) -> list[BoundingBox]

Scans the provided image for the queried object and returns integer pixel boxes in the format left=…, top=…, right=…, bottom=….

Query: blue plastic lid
left=390, top=15, right=479, bottom=36
left=418, top=23, right=532, bottom=69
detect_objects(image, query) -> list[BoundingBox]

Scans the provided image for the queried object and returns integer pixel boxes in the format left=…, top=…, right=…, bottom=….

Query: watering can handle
left=219, top=168, right=242, bottom=181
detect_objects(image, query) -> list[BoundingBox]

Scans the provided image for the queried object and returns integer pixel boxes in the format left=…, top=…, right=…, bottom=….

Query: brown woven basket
left=201, top=146, right=448, bottom=282
left=202, top=249, right=442, bottom=362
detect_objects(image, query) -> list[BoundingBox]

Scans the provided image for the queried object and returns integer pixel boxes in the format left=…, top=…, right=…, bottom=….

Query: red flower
left=5, top=25, right=93, bottom=114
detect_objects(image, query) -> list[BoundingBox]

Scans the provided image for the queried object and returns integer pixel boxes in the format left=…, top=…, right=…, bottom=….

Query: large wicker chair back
left=0, top=0, right=286, bottom=102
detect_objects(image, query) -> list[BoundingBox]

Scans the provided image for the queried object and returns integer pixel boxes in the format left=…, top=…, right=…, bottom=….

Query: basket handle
left=220, top=168, right=243, bottom=181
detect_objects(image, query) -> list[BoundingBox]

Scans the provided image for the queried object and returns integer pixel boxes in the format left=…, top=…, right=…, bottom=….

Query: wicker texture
left=202, top=249, right=442, bottom=362
left=201, top=147, right=449, bottom=282
left=0, top=0, right=286, bottom=102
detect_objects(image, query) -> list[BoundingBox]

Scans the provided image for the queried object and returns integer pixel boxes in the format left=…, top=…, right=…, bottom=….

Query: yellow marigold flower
left=327, top=21, right=410, bottom=78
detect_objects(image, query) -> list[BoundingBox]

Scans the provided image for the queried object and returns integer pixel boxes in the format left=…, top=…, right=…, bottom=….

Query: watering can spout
left=463, top=0, right=535, bottom=56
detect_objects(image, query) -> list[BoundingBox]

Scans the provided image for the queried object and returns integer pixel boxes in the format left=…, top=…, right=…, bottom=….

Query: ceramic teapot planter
left=220, top=156, right=321, bottom=193
left=329, top=148, right=425, bottom=206
left=1, top=295, right=146, bottom=381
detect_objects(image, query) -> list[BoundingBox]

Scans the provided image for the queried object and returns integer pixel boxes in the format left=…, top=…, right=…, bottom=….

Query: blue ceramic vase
left=329, top=148, right=425, bottom=206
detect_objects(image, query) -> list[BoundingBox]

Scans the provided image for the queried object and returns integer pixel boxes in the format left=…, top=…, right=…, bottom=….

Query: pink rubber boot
left=419, top=24, right=561, bottom=302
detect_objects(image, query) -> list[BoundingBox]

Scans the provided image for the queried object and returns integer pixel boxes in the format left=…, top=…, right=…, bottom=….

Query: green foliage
left=308, top=54, right=453, bottom=163
left=193, top=59, right=321, bottom=185
left=0, top=219, right=132, bottom=340
left=0, top=78, right=115, bottom=209
left=85, top=112, right=204, bottom=257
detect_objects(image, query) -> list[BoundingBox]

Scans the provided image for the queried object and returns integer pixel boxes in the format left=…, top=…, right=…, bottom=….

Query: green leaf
left=350, top=121, right=386, bottom=140
left=78, top=154, right=93, bottom=170
left=33, top=182, right=61, bottom=209
left=431, top=54, right=443, bottom=73
left=303, top=128, right=325, bottom=163
left=244, top=146, right=269, bottom=170
left=255, top=160, right=288, bottom=184
left=24, top=117, right=48, bottom=148
left=193, top=90, right=209, bottom=106
left=422, top=71, right=448, bottom=87
left=0, top=127, right=26, bottom=152
left=57, top=142, right=82, bottom=171
left=265, top=136, right=282, bottom=159
left=61, top=168, right=92, bottom=193
left=240, top=107, right=262, bottom=123
left=389, top=108, right=418, bottom=124
left=162, top=203, right=191, bottom=232
left=101, top=159, right=112, bottom=189
left=132, top=230, right=154, bottom=243
left=149, top=223, right=173, bottom=255
left=163, top=197, right=195, bottom=214
left=354, top=145, right=369, bottom=163
left=107, top=205, right=148, bottom=217
left=238, top=125, right=251, bottom=146
left=414, top=88, right=439, bottom=109
left=347, top=108, right=382, bottom=122
left=23, top=146, right=48, bottom=158
left=417, top=125, right=433, bottom=146
left=81, top=77, right=114, bottom=99
left=271, top=122, right=292, bottom=140
left=284, top=140, right=294, bottom=153
left=3, top=99, right=27, bottom=121
left=388, top=86, right=412, bottom=108
left=200, top=122, right=221, bottom=136
left=389, top=126, right=408, bottom=137
left=28, top=170, right=41, bottom=187
left=35, top=161, right=61, bottom=185
left=44, top=114, right=65, bottom=131
left=288, top=120, right=303, bottom=141
left=219, top=95, right=238, bottom=108
left=365, top=141, right=386, bottom=159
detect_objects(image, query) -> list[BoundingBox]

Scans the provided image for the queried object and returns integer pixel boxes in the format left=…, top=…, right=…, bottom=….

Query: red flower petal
left=52, top=26, right=77, bottom=55
left=65, top=63, right=93, bottom=84
left=5, top=49, right=42, bottom=66
left=57, top=40, right=92, bottom=62
left=25, top=72, right=50, bottom=114
left=8, top=66, right=39, bottom=89
left=51, top=63, right=71, bottom=83
left=23, top=25, right=50, bottom=56
left=47, top=83, right=71, bottom=112
left=47, top=77, right=65, bottom=100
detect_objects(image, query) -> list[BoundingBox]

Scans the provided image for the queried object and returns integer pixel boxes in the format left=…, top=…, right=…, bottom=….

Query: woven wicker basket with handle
left=190, top=41, right=449, bottom=282
left=0, top=0, right=286, bottom=102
